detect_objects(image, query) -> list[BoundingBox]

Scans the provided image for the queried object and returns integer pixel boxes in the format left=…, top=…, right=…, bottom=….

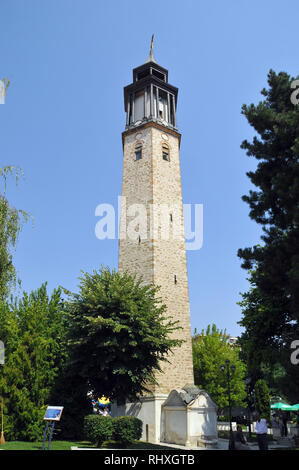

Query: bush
left=112, top=416, right=143, bottom=447
left=254, top=379, right=271, bottom=421
left=84, top=415, right=114, bottom=447
left=84, top=415, right=143, bottom=448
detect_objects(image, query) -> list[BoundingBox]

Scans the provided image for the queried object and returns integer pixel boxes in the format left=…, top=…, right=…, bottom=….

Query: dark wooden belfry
left=124, top=43, right=178, bottom=131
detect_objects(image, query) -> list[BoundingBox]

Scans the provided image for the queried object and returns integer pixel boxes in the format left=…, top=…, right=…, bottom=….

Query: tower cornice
left=122, top=121, right=181, bottom=149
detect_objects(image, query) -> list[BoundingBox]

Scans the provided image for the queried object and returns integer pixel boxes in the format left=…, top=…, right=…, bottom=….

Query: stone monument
left=112, top=39, right=217, bottom=446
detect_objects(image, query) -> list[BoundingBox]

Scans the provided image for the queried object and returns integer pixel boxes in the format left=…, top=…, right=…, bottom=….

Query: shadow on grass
left=96, top=440, right=177, bottom=450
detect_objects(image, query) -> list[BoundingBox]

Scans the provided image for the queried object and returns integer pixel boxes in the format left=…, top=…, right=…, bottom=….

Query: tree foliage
left=238, top=70, right=299, bottom=401
left=0, top=284, right=68, bottom=441
left=192, top=324, right=247, bottom=410
left=84, top=415, right=142, bottom=448
left=254, top=379, right=271, bottom=421
left=65, top=266, right=183, bottom=405
left=0, top=166, right=30, bottom=299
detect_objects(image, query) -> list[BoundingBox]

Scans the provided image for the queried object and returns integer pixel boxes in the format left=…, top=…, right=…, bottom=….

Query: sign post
left=42, top=406, right=64, bottom=450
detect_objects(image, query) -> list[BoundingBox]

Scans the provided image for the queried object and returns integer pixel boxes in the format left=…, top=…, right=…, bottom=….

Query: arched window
left=162, top=143, right=170, bottom=161
left=135, top=143, right=142, bottom=160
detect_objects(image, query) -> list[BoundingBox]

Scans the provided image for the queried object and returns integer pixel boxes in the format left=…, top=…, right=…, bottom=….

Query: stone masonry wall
left=118, top=123, right=194, bottom=395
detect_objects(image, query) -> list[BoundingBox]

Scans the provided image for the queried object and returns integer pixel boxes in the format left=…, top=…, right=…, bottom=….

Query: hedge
left=84, top=415, right=142, bottom=447
left=112, top=416, right=143, bottom=446
left=84, top=415, right=114, bottom=446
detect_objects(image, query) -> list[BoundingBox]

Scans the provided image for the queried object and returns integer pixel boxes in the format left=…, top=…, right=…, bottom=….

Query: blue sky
left=1, top=0, right=298, bottom=337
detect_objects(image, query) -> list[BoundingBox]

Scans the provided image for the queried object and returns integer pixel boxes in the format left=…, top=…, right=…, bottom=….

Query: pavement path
left=71, top=437, right=296, bottom=451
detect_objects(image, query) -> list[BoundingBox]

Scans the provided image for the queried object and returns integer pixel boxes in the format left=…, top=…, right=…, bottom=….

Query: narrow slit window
left=135, top=144, right=142, bottom=160
left=174, top=275, right=177, bottom=284
left=162, top=144, right=169, bottom=161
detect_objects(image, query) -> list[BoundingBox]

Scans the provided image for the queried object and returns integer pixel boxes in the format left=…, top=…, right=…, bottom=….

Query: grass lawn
left=0, top=440, right=94, bottom=451
left=2, top=438, right=298, bottom=451
left=0, top=440, right=177, bottom=451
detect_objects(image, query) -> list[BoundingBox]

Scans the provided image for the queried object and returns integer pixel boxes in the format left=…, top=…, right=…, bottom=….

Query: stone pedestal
left=160, top=385, right=218, bottom=448
left=112, top=385, right=218, bottom=448
left=111, top=394, right=168, bottom=444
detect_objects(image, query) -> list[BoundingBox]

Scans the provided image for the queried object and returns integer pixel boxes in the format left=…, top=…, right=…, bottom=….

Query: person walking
left=256, top=414, right=268, bottom=450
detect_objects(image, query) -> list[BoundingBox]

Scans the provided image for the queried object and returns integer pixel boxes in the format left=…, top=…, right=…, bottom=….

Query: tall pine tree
left=238, top=70, right=299, bottom=401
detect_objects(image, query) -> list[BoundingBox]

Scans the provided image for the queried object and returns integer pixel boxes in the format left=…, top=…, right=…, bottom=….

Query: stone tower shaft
left=118, top=52, right=194, bottom=395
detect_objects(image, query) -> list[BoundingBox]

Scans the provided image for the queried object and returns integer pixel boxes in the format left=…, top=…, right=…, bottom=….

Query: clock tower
left=115, top=40, right=194, bottom=443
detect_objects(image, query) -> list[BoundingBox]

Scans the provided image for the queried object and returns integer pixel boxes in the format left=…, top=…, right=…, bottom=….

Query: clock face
left=161, top=133, right=168, bottom=140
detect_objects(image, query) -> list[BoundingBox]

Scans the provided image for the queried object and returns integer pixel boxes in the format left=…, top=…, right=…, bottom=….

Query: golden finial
left=145, top=35, right=156, bottom=63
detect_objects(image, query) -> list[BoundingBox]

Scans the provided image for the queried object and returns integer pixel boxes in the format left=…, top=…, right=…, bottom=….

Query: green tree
left=254, top=379, right=271, bottom=421
left=65, top=266, right=183, bottom=405
left=237, top=70, right=299, bottom=401
left=192, top=324, right=247, bottom=409
left=0, top=166, right=29, bottom=299
left=0, top=284, right=68, bottom=441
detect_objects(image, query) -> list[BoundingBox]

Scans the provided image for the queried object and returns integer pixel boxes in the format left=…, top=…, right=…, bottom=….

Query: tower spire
left=145, top=34, right=157, bottom=63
